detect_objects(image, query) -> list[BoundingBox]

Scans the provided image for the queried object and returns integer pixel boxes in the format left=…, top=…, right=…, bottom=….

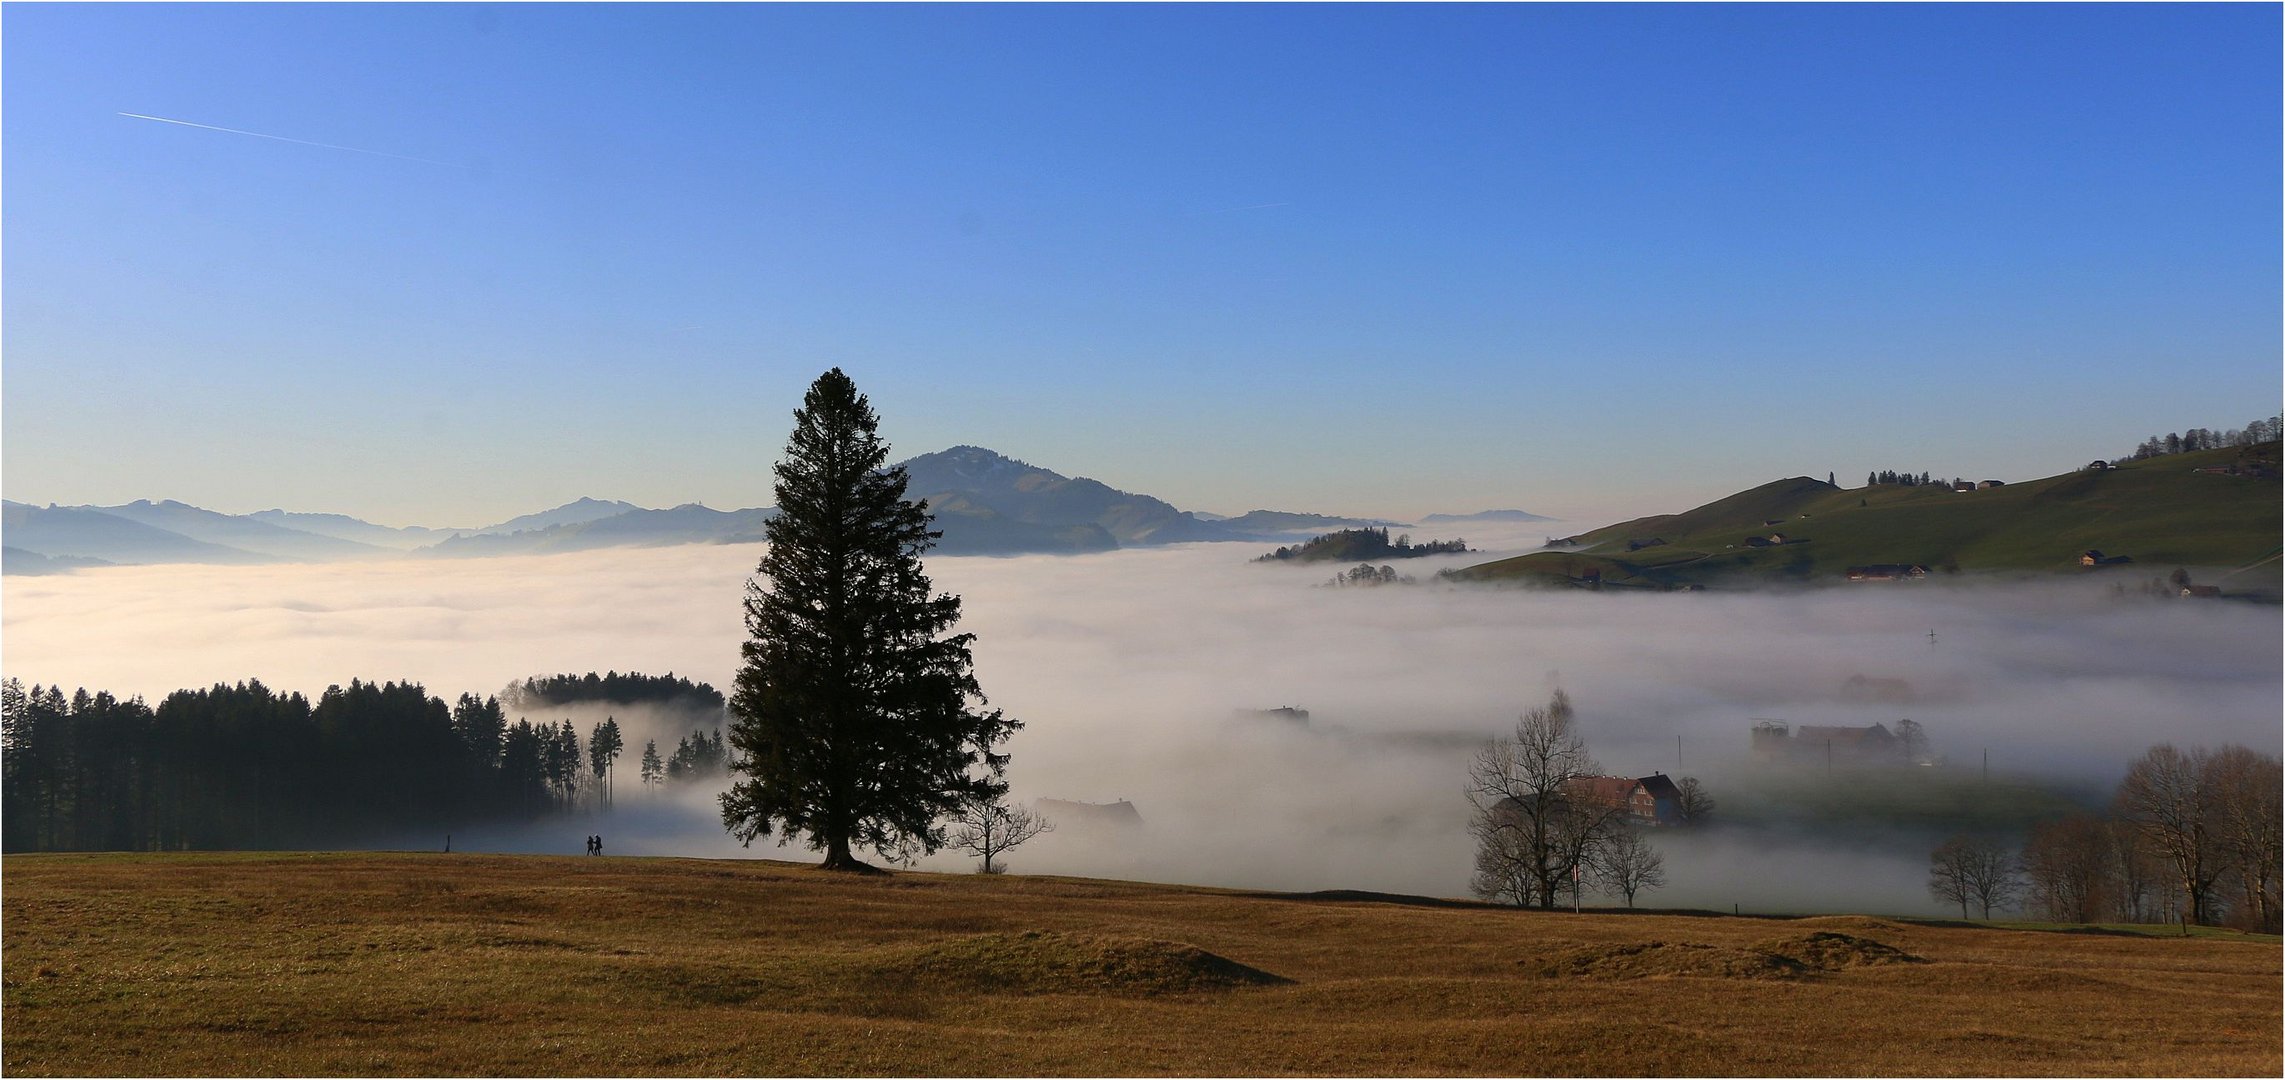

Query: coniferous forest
left=0, top=671, right=728, bottom=853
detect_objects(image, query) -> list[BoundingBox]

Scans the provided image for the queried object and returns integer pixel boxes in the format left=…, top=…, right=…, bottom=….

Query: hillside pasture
left=1455, top=445, right=2281, bottom=591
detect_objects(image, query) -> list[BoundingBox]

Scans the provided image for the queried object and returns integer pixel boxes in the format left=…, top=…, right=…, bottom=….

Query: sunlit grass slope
left=1451, top=444, right=2282, bottom=591
left=4, top=852, right=2277, bottom=1076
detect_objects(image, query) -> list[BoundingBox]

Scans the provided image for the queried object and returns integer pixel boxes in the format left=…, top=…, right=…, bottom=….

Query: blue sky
left=4, top=3, right=2278, bottom=527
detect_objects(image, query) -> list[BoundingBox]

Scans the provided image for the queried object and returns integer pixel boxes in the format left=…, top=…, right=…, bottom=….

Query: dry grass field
left=4, top=851, right=2278, bottom=1076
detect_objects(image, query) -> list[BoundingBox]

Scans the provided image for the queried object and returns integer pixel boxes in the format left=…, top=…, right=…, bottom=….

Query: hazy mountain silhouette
left=473, top=497, right=642, bottom=536
left=417, top=504, right=775, bottom=557
left=94, top=500, right=390, bottom=561
left=1420, top=509, right=1555, bottom=524
left=246, top=509, right=472, bottom=550
left=896, top=446, right=1391, bottom=552
left=6, top=452, right=1416, bottom=569
left=1, top=502, right=270, bottom=566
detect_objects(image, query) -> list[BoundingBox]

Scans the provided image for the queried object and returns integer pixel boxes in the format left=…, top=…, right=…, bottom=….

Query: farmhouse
left=2181, top=585, right=2223, bottom=599
left=1750, top=720, right=1909, bottom=766
left=1557, top=773, right=1684, bottom=826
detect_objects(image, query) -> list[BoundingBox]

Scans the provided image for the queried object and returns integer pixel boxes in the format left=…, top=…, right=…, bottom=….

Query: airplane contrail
left=117, top=112, right=458, bottom=167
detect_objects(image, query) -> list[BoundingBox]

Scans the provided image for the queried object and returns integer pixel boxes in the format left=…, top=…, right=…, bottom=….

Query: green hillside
left=1450, top=444, right=2281, bottom=594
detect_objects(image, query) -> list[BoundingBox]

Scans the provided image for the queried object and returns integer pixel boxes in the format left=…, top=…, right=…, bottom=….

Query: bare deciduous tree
left=947, top=797, right=1052, bottom=874
left=2020, top=815, right=2115, bottom=923
left=1468, top=691, right=1627, bottom=909
left=1591, top=825, right=1666, bottom=908
left=1931, top=835, right=2019, bottom=919
left=2116, top=744, right=2225, bottom=926
left=1673, top=776, right=1714, bottom=825
left=2207, top=744, right=2283, bottom=932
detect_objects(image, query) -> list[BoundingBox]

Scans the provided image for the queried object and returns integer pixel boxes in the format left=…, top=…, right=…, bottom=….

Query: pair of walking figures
left=585, top=834, right=604, bottom=856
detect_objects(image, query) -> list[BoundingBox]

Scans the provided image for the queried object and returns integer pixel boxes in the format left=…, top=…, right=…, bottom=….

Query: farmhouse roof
left=1562, top=775, right=1642, bottom=808
left=1635, top=773, right=1682, bottom=800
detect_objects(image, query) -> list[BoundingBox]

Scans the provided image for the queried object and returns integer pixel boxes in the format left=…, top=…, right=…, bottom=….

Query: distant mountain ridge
left=1420, top=509, right=1555, bottom=524
left=894, top=446, right=1395, bottom=554
left=3, top=445, right=1452, bottom=571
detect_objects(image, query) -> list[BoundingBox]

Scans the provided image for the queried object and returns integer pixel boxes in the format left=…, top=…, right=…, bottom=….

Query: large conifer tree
left=721, top=369, right=1016, bottom=869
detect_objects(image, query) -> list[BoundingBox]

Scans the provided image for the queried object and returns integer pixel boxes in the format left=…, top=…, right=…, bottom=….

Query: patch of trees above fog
left=0, top=670, right=731, bottom=853
left=1259, top=527, right=1469, bottom=564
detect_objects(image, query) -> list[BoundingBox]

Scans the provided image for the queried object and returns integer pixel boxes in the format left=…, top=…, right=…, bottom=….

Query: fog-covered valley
left=5, top=524, right=2276, bottom=914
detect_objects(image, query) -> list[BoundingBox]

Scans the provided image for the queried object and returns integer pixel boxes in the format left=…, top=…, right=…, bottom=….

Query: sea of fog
left=5, top=524, right=2277, bottom=915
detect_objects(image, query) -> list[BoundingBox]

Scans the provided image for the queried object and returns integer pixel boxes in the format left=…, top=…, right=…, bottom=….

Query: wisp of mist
left=5, top=524, right=2276, bottom=915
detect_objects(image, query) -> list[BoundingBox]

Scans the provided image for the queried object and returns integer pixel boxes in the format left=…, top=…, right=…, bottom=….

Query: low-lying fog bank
left=6, top=526, right=2276, bottom=914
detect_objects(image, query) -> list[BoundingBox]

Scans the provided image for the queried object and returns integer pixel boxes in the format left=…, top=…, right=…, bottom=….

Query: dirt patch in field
left=1755, top=931, right=1925, bottom=969
left=1529, top=941, right=1808, bottom=980
left=878, top=930, right=1291, bottom=995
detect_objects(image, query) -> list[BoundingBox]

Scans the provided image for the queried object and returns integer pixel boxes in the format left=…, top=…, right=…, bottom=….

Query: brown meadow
left=3, top=851, right=2277, bottom=1076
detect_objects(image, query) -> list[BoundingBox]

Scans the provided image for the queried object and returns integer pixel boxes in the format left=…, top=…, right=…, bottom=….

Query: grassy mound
left=1529, top=940, right=1809, bottom=981
left=1755, top=931, right=1925, bottom=969
left=1791, top=916, right=1913, bottom=935
left=878, top=930, right=1290, bottom=995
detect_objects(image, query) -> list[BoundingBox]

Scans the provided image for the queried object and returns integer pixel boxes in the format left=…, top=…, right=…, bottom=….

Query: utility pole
left=1677, top=733, right=1684, bottom=772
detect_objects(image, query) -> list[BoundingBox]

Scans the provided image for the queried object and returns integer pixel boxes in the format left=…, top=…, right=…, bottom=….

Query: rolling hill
left=1448, top=443, right=2282, bottom=593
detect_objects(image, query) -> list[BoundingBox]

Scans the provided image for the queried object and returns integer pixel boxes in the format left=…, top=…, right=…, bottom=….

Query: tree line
left=1, top=670, right=731, bottom=853
left=1929, top=741, right=2280, bottom=931
left=2117, top=416, right=2280, bottom=462
left=1865, top=470, right=1940, bottom=487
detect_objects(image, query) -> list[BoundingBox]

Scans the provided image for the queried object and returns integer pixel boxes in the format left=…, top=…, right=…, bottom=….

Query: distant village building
left=1750, top=720, right=1909, bottom=766
left=1033, top=798, right=1144, bottom=829
left=2085, top=460, right=2115, bottom=471
left=2180, top=585, right=2223, bottom=599
left=1240, top=706, right=1311, bottom=726
left=1979, top=480, right=2005, bottom=489
left=2079, top=550, right=2103, bottom=567
left=1952, top=480, right=1977, bottom=493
